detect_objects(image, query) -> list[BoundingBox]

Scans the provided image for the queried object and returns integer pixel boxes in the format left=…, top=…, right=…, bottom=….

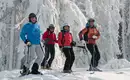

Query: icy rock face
left=123, top=0, right=130, bottom=61
left=0, top=0, right=128, bottom=70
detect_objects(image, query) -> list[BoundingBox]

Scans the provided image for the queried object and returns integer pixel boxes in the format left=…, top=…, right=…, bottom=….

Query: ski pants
left=62, top=48, right=75, bottom=70
left=87, top=44, right=100, bottom=67
left=41, top=44, right=55, bottom=67
left=23, top=45, right=44, bottom=69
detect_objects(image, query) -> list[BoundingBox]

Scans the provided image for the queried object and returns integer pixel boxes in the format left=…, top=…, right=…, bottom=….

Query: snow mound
left=102, top=59, right=130, bottom=69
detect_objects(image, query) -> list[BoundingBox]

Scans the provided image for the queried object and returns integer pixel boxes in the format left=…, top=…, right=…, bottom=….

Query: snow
left=0, top=68, right=130, bottom=80
left=102, top=59, right=130, bottom=69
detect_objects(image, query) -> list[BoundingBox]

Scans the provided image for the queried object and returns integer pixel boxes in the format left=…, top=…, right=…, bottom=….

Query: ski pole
left=75, top=46, right=85, bottom=49
left=40, top=43, right=45, bottom=55
left=26, top=46, right=30, bottom=65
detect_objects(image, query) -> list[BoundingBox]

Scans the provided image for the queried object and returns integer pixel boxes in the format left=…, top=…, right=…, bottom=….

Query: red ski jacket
left=42, top=30, right=57, bottom=45
left=58, top=31, right=73, bottom=47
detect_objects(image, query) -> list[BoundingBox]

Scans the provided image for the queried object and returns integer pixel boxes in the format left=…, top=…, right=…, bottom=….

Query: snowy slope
left=0, top=68, right=130, bottom=80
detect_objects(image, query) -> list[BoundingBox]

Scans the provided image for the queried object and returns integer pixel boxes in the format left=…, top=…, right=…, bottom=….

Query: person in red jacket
left=41, top=24, right=57, bottom=70
left=79, top=18, right=101, bottom=71
left=58, top=24, right=76, bottom=73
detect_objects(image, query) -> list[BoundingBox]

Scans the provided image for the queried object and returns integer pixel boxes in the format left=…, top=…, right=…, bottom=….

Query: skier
left=79, top=18, right=101, bottom=71
left=41, top=24, right=57, bottom=70
left=20, top=13, right=43, bottom=75
left=58, top=24, right=76, bottom=73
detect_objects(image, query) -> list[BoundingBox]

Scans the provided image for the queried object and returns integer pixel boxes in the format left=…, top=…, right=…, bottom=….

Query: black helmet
left=49, top=24, right=55, bottom=29
left=28, top=13, right=37, bottom=23
left=29, top=13, right=37, bottom=18
left=88, top=18, right=95, bottom=22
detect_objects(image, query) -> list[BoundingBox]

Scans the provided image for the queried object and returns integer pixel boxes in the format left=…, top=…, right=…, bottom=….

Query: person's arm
left=79, top=28, right=88, bottom=40
left=70, top=33, right=76, bottom=46
left=54, top=34, right=58, bottom=43
left=96, top=29, right=100, bottom=40
left=20, top=24, right=28, bottom=44
left=58, top=32, right=62, bottom=47
left=42, top=31, right=48, bottom=40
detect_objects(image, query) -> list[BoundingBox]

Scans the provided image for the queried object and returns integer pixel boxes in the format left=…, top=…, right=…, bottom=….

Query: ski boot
left=41, top=66, right=47, bottom=69
left=46, top=64, right=52, bottom=70
left=31, top=63, right=43, bottom=75
left=93, top=67, right=102, bottom=72
left=63, top=70, right=72, bottom=73
left=20, top=65, right=30, bottom=76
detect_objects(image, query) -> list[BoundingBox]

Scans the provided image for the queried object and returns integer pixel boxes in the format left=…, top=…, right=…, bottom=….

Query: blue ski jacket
left=20, top=22, right=41, bottom=45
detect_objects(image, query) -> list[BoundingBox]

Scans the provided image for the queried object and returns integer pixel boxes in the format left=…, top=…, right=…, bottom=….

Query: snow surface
left=102, top=59, right=130, bottom=69
left=0, top=68, right=130, bottom=80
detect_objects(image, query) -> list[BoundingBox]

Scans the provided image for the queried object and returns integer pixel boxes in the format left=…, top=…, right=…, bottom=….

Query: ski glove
left=26, top=42, right=31, bottom=46
left=24, top=40, right=31, bottom=46
left=44, top=38, right=50, bottom=44
left=92, top=35, right=98, bottom=39
left=71, top=41, right=76, bottom=46
left=59, top=46, right=63, bottom=52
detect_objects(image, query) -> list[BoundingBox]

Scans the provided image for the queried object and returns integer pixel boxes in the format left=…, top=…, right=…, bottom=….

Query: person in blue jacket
left=20, top=13, right=43, bottom=75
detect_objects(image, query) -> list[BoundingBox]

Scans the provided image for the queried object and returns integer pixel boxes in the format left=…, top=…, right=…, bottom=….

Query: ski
left=19, top=73, right=43, bottom=77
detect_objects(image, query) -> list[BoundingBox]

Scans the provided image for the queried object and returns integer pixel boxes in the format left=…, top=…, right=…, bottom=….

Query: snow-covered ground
left=0, top=68, right=130, bottom=80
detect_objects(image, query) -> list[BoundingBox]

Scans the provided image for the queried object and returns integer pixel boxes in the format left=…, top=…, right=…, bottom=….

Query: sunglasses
left=89, top=20, right=94, bottom=22
left=50, top=27, right=55, bottom=29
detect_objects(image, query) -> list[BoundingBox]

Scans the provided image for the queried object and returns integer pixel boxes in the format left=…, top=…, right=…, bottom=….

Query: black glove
left=59, top=46, right=63, bottom=52
left=71, top=41, right=76, bottom=46
left=59, top=46, right=62, bottom=48
left=44, top=38, right=50, bottom=45
left=24, top=40, right=29, bottom=44
left=80, top=37, right=83, bottom=41
left=24, top=40, right=31, bottom=46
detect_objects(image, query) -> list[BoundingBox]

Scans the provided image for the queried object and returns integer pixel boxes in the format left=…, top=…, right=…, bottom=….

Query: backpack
left=79, top=27, right=89, bottom=41
left=83, top=28, right=89, bottom=41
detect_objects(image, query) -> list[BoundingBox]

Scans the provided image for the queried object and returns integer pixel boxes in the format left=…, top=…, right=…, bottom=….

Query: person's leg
left=20, top=55, right=26, bottom=69
left=35, top=45, right=44, bottom=65
left=31, top=45, right=44, bottom=74
left=69, top=48, right=75, bottom=71
left=94, top=45, right=100, bottom=67
left=63, top=48, right=71, bottom=71
left=25, top=45, right=36, bottom=69
left=21, top=45, right=36, bottom=75
left=41, top=45, right=49, bottom=67
left=87, top=44, right=96, bottom=67
left=48, top=45, right=55, bottom=68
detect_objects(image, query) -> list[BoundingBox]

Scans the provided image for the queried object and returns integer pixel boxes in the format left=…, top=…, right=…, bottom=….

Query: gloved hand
left=59, top=46, right=63, bottom=52
left=71, top=41, right=76, bottom=46
left=80, top=37, right=83, bottom=41
left=44, top=38, right=50, bottom=44
left=25, top=40, right=31, bottom=46
left=27, top=42, right=31, bottom=46
left=92, top=35, right=98, bottom=39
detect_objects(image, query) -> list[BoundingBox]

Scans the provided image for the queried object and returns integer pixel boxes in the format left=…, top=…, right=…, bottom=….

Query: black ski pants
left=63, top=48, right=75, bottom=70
left=87, top=44, right=100, bottom=67
left=41, top=44, right=55, bottom=67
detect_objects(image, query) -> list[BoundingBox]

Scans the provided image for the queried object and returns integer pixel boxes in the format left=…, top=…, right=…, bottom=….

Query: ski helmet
left=28, top=13, right=37, bottom=23
left=63, top=23, right=70, bottom=30
left=49, top=24, right=55, bottom=29
left=88, top=18, right=95, bottom=22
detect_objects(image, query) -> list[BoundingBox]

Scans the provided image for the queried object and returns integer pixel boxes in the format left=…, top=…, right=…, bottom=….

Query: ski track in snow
left=0, top=68, right=130, bottom=80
